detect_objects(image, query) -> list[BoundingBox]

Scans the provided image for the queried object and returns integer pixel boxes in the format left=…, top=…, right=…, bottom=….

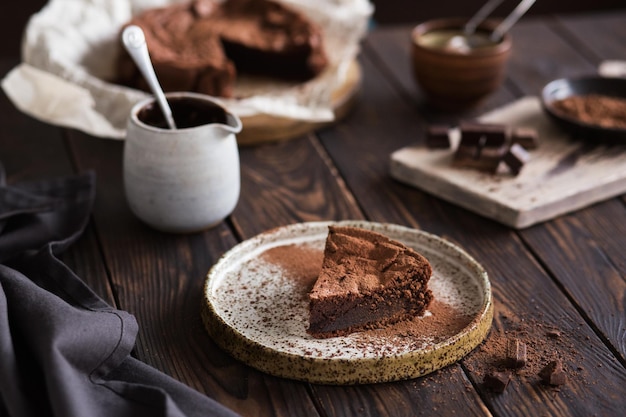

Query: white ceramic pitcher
left=124, top=92, right=242, bottom=233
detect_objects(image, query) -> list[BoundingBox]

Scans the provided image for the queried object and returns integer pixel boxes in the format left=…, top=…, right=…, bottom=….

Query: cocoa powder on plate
left=262, top=243, right=323, bottom=290
left=262, top=243, right=474, bottom=346
left=551, top=94, right=626, bottom=129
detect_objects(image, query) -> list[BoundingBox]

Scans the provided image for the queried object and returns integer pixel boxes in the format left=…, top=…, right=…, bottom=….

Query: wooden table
left=2, top=10, right=625, bottom=417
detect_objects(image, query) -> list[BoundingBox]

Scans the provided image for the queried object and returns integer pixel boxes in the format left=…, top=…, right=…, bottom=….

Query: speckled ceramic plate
left=201, top=221, right=492, bottom=385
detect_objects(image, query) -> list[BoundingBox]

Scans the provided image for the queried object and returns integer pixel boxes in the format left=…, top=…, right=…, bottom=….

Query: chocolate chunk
left=452, top=144, right=507, bottom=173
left=459, top=122, right=508, bottom=147
left=453, top=143, right=479, bottom=160
left=425, top=125, right=451, bottom=149
left=502, top=143, right=531, bottom=175
left=480, top=145, right=509, bottom=160
left=511, top=127, right=539, bottom=150
left=540, top=360, right=567, bottom=386
left=484, top=371, right=511, bottom=393
left=506, top=339, right=527, bottom=368
left=546, top=330, right=561, bottom=339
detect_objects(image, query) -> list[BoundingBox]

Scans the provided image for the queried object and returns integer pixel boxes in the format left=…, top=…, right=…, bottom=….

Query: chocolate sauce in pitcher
left=138, top=96, right=228, bottom=129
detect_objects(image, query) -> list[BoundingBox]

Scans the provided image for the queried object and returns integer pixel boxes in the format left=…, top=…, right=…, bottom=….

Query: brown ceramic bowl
left=411, top=18, right=512, bottom=111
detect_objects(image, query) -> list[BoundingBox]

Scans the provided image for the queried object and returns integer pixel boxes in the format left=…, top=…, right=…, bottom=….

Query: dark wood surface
left=3, top=1, right=625, bottom=57
left=2, top=9, right=625, bottom=417
left=369, top=0, right=626, bottom=25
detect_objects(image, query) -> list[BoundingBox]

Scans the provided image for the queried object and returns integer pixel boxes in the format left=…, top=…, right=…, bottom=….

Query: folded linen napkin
left=0, top=163, right=239, bottom=417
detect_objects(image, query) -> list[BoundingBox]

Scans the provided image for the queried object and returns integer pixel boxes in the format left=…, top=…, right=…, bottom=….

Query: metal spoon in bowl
left=447, top=0, right=536, bottom=52
left=122, top=25, right=177, bottom=130
left=490, top=0, right=537, bottom=42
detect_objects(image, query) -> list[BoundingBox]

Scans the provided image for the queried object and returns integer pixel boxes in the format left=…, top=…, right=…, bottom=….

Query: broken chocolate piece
left=539, top=360, right=567, bottom=386
left=453, top=144, right=479, bottom=161
left=484, top=371, right=511, bottom=393
left=546, top=330, right=561, bottom=339
left=431, top=120, right=536, bottom=177
left=511, top=127, right=539, bottom=149
left=425, top=125, right=451, bottom=149
left=503, top=143, right=531, bottom=175
left=452, top=144, right=508, bottom=173
left=453, top=121, right=510, bottom=172
left=506, top=339, right=527, bottom=368
left=459, top=121, right=508, bottom=147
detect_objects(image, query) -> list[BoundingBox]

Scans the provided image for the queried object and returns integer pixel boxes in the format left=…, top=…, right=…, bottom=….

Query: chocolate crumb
left=484, top=371, right=511, bottom=393
left=506, top=339, right=527, bottom=368
left=539, top=360, right=567, bottom=386
left=546, top=330, right=561, bottom=339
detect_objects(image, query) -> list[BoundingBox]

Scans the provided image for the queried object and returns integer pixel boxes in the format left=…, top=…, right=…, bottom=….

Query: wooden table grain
left=1, top=10, right=625, bottom=417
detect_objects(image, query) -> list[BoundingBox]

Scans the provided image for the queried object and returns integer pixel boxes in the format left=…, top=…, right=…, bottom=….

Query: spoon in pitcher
left=446, top=0, right=536, bottom=53
left=122, top=25, right=177, bottom=130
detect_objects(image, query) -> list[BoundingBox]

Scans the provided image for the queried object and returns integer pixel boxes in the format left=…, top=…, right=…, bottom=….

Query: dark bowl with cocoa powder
left=541, top=76, right=626, bottom=143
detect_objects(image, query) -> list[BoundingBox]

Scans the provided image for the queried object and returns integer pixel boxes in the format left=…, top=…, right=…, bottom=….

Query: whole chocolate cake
left=308, top=226, right=433, bottom=339
left=117, top=0, right=328, bottom=98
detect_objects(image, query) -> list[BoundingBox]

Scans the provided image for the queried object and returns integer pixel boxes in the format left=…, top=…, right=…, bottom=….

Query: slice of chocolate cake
left=308, top=226, right=433, bottom=339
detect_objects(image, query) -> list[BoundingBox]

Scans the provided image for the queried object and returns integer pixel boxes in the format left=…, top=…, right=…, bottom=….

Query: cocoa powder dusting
left=261, top=243, right=474, bottom=349
left=311, top=226, right=432, bottom=297
left=261, top=244, right=323, bottom=292
left=551, top=94, right=626, bottom=128
left=222, top=241, right=592, bottom=393
left=463, top=311, right=587, bottom=393
left=364, top=299, right=473, bottom=343
left=265, top=243, right=584, bottom=390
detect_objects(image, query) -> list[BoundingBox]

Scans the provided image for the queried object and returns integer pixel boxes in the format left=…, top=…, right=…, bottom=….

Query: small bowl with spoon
left=411, top=0, right=536, bottom=111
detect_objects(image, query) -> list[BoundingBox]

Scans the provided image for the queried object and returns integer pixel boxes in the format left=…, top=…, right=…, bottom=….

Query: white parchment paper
left=1, top=0, right=373, bottom=139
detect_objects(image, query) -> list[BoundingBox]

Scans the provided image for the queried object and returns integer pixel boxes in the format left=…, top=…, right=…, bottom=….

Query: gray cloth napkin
left=0, top=164, right=239, bottom=417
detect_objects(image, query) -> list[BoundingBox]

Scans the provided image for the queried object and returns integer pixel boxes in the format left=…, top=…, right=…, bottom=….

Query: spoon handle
left=490, top=0, right=537, bottom=42
left=122, top=25, right=177, bottom=130
left=464, top=0, right=505, bottom=35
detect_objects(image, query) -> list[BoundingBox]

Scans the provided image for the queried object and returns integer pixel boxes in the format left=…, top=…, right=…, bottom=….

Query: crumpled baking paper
left=1, top=0, right=373, bottom=139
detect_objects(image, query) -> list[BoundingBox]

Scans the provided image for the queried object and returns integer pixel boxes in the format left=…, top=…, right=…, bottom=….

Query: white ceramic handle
left=122, top=25, right=177, bottom=130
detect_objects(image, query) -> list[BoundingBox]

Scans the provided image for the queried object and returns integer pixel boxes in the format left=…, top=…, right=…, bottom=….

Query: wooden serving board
left=236, top=61, right=361, bottom=146
left=390, top=97, right=626, bottom=229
